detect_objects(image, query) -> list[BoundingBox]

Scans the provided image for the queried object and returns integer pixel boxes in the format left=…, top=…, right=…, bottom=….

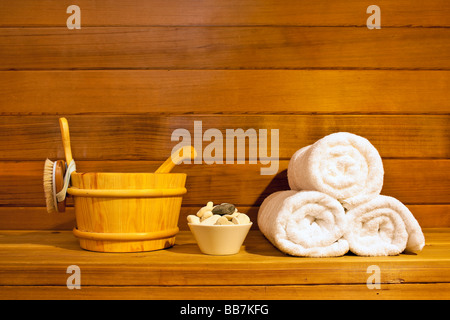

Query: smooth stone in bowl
left=212, top=203, right=236, bottom=215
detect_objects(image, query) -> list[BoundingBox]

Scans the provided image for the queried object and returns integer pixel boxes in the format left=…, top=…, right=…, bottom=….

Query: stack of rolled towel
left=257, top=132, right=425, bottom=257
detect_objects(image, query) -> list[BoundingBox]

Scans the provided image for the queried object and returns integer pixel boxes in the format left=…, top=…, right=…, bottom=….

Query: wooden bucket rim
left=72, top=172, right=187, bottom=177
left=67, top=187, right=187, bottom=198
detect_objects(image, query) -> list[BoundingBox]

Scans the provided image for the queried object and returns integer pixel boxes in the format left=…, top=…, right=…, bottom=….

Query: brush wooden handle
left=55, top=160, right=67, bottom=212
left=155, top=146, right=197, bottom=173
left=59, top=117, right=73, bottom=165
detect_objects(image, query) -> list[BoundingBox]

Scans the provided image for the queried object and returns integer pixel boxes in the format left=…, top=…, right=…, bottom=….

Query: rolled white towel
left=345, top=195, right=425, bottom=256
left=287, top=132, right=384, bottom=210
left=257, top=190, right=349, bottom=257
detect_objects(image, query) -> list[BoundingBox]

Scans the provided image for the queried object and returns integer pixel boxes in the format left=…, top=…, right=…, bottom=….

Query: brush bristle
left=43, top=158, right=57, bottom=213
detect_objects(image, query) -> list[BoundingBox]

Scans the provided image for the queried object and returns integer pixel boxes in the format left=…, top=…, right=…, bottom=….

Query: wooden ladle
left=155, top=146, right=197, bottom=174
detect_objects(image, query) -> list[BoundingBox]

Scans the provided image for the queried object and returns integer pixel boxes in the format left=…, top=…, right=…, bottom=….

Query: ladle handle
left=59, top=117, right=73, bottom=164
left=155, top=146, right=197, bottom=174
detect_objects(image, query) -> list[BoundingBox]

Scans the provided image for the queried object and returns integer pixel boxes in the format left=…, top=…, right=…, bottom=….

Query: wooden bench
left=0, top=1, right=449, bottom=300
left=1, top=229, right=449, bottom=299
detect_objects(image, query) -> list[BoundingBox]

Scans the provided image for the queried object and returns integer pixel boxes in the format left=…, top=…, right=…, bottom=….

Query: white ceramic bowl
left=188, top=222, right=253, bottom=255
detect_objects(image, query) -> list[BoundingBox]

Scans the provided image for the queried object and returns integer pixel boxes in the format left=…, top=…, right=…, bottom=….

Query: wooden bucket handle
left=155, top=146, right=197, bottom=173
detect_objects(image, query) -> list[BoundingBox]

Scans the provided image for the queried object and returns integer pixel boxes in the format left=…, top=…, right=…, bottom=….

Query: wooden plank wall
left=0, top=0, right=449, bottom=230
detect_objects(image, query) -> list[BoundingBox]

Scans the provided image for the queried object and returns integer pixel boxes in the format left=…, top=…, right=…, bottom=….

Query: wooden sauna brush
left=43, top=159, right=67, bottom=213
left=43, top=117, right=77, bottom=213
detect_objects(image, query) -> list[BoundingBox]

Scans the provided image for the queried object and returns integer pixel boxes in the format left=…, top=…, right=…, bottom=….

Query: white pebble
left=197, top=201, right=215, bottom=217
left=224, top=211, right=239, bottom=220
left=232, top=216, right=240, bottom=225
left=200, top=210, right=213, bottom=221
left=201, top=214, right=221, bottom=225
left=196, top=206, right=209, bottom=218
left=187, top=215, right=200, bottom=224
left=237, top=213, right=250, bottom=224
left=215, top=216, right=234, bottom=225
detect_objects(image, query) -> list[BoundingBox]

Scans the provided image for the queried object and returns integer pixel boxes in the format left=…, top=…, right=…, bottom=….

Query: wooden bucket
left=68, top=172, right=186, bottom=252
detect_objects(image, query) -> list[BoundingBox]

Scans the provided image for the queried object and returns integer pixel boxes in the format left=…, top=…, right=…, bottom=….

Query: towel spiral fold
left=287, top=132, right=384, bottom=210
left=345, top=195, right=425, bottom=256
left=258, top=190, right=349, bottom=257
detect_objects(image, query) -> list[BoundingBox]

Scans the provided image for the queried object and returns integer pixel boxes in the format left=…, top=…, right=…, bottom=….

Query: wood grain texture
left=1, top=70, right=449, bottom=114
left=0, top=0, right=448, bottom=301
left=1, top=283, right=449, bottom=300
left=1, top=205, right=448, bottom=231
left=0, top=229, right=448, bottom=287
left=0, top=115, right=448, bottom=161
left=0, top=160, right=448, bottom=207
left=1, top=27, right=449, bottom=70
left=0, top=0, right=449, bottom=27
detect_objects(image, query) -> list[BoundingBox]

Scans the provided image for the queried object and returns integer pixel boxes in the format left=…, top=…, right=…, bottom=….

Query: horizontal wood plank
left=1, top=0, right=448, bottom=301
left=0, top=0, right=449, bottom=27
left=0, top=160, right=448, bottom=208
left=1, top=204, right=448, bottom=231
left=0, top=229, right=448, bottom=287
left=1, top=70, right=449, bottom=114
left=1, top=283, right=449, bottom=300
left=0, top=115, right=448, bottom=161
left=1, top=27, right=449, bottom=70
